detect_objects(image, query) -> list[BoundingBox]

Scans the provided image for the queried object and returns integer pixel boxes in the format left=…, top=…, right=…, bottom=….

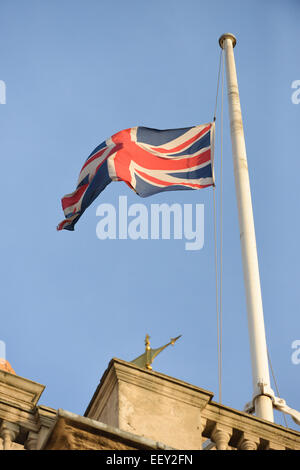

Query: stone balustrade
left=201, top=400, right=300, bottom=450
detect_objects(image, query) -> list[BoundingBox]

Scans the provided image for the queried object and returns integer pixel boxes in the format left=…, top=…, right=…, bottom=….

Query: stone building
left=0, top=357, right=299, bottom=450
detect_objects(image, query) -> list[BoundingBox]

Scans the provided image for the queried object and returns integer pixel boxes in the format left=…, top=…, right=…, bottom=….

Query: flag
left=57, top=123, right=215, bottom=231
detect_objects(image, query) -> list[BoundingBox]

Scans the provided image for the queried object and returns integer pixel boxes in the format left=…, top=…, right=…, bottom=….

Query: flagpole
left=219, top=33, right=274, bottom=422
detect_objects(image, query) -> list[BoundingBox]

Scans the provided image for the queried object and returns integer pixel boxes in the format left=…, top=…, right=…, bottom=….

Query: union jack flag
left=57, top=123, right=215, bottom=231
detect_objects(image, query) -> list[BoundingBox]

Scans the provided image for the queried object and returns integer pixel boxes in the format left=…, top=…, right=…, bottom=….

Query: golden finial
left=131, top=334, right=182, bottom=371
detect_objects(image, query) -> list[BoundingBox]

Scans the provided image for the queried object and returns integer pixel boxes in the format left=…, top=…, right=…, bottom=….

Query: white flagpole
left=219, top=33, right=274, bottom=422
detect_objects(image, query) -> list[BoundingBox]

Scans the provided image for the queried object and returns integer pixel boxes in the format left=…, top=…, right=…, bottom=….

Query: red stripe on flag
left=61, top=183, right=89, bottom=211
left=149, top=125, right=211, bottom=154
left=114, top=141, right=211, bottom=174
left=135, top=168, right=212, bottom=189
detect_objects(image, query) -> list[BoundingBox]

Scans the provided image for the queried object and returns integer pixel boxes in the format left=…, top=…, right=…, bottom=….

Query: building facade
left=0, top=358, right=299, bottom=450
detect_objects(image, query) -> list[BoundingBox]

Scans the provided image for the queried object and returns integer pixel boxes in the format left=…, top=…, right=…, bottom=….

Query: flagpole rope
left=267, top=349, right=289, bottom=427
left=212, top=49, right=224, bottom=403
left=219, top=49, right=224, bottom=404
left=213, top=186, right=220, bottom=401
left=213, top=50, right=223, bottom=122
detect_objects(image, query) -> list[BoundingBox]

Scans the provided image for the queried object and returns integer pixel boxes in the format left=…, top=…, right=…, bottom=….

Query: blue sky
left=0, top=0, right=299, bottom=430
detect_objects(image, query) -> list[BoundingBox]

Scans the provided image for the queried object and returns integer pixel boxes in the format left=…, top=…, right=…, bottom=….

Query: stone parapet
left=0, top=359, right=299, bottom=450
left=0, top=369, right=56, bottom=450
left=43, top=409, right=173, bottom=450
